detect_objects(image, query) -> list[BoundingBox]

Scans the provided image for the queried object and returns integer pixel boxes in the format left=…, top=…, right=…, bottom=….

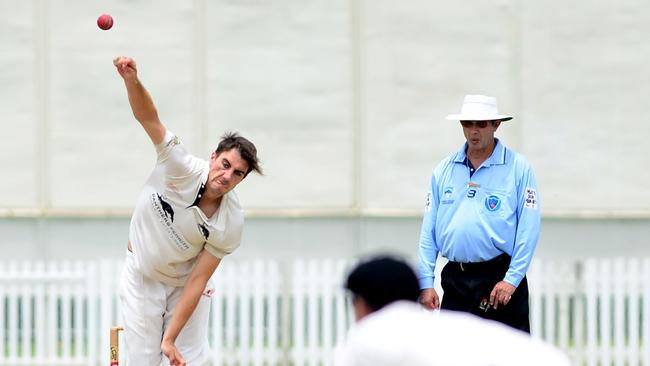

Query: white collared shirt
left=335, top=301, right=572, bottom=366
left=128, top=131, right=243, bottom=286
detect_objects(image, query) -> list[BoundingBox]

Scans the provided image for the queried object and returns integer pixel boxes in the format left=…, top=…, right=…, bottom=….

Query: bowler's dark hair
left=345, top=255, right=420, bottom=312
left=215, top=132, right=262, bottom=177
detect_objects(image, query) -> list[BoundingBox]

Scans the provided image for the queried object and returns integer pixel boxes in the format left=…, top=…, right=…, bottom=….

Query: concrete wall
left=0, top=0, right=649, bottom=259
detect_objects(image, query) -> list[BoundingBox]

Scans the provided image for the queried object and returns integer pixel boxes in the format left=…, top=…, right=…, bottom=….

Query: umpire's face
left=207, top=148, right=249, bottom=197
left=461, top=120, right=501, bottom=152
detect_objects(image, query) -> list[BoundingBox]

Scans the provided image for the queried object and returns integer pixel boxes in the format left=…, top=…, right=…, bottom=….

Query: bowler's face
left=461, top=120, right=500, bottom=152
left=207, top=148, right=249, bottom=197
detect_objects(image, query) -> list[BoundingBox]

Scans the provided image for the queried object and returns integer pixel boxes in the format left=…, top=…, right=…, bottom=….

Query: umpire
left=417, top=95, right=541, bottom=332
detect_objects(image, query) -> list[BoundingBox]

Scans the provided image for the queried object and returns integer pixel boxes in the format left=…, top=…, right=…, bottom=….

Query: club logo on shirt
left=485, top=195, right=501, bottom=211
left=157, top=193, right=175, bottom=222
left=442, top=187, right=454, bottom=204
left=198, top=223, right=210, bottom=240
left=150, top=193, right=190, bottom=251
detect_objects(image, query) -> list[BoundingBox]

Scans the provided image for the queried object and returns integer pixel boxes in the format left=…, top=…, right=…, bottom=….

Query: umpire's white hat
left=446, top=94, right=513, bottom=121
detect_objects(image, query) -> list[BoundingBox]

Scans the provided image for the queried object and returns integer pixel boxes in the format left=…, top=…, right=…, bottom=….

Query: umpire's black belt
left=448, top=253, right=510, bottom=272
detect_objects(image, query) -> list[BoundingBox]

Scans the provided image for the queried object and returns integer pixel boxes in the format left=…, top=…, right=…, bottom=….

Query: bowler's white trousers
left=119, top=250, right=214, bottom=366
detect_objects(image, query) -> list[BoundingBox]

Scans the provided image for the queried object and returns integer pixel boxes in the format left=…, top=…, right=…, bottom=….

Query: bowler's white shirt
left=128, top=131, right=243, bottom=286
left=335, top=301, right=573, bottom=366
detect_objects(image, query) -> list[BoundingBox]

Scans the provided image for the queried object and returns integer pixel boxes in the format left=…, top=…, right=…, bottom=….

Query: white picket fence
left=528, top=258, right=650, bottom=366
left=0, top=257, right=649, bottom=366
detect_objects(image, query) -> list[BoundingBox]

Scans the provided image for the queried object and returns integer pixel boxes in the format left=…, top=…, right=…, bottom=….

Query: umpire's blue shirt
left=417, top=139, right=540, bottom=289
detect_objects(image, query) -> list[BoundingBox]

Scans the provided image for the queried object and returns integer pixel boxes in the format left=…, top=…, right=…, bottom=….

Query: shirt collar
left=189, top=161, right=211, bottom=208
left=453, top=138, right=507, bottom=166
left=190, top=160, right=230, bottom=231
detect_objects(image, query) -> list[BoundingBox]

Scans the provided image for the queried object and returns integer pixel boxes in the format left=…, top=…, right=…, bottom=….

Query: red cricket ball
left=97, top=14, right=114, bottom=30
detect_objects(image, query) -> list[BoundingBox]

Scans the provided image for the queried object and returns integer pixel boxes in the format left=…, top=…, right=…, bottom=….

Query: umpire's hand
left=419, top=288, right=440, bottom=310
left=489, top=281, right=516, bottom=310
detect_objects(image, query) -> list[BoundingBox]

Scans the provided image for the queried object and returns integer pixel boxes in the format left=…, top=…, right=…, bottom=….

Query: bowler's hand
left=161, top=339, right=186, bottom=366
left=489, top=281, right=516, bottom=309
left=113, top=56, right=138, bottom=82
left=419, top=288, right=440, bottom=310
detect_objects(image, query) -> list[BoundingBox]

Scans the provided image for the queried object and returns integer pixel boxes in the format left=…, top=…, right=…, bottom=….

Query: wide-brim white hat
left=445, top=94, right=513, bottom=121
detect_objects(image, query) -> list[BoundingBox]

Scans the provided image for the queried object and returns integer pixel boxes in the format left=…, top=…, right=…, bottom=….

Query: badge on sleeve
left=442, top=187, right=454, bottom=204
left=524, top=187, right=538, bottom=209
left=424, top=191, right=432, bottom=212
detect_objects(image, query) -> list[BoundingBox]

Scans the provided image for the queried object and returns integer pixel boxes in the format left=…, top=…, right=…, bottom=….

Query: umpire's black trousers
left=440, top=253, right=530, bottom=333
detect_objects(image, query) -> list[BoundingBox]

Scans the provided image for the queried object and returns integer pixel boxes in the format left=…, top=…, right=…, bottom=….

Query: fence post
left=544, top=260, right=556, bottom=344
left=267, top=261, right=281, bottom=365
left=209, top=263, right=224, bottom=366
left=529, top=259, right=542, bottom=339
left=61, top=260, right=72, bottom=363
left=238, top=261, right=252, bottom=365
left=99, top=259, right=113, bottom=366
left=573, top=261, right=585, bottom=366
left=643, top=258, right=650, bottom=366
left=585, top=258, right=597, bottom=366
left=321, top=259, right=334, bottom=366
left=8, top=261, right=18, bottom=364
left=600, top=259, right=612, bottom=364
left=19, top=261, right=32, bottom=363
left=308, top=260, right=320, bottom=366
left=87, top=260, right=98, bottom=366
left=34, top=261, right=46, bottom=364
left=224, top=263, right=237, bottom=365
left=292, top=260, right=305, bottom=366
left=557, top=261, right=571, bottom=351
left=628, top=258, right=640, bottom=366
left=252, top=260, right=264, bottom=366
left=613, top=258, right=625, bottom=366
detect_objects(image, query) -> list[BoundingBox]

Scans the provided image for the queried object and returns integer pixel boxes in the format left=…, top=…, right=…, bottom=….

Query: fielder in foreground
left=335, top=256, right=573, bottom=366
left=113, top=56, right=262, bottom=366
